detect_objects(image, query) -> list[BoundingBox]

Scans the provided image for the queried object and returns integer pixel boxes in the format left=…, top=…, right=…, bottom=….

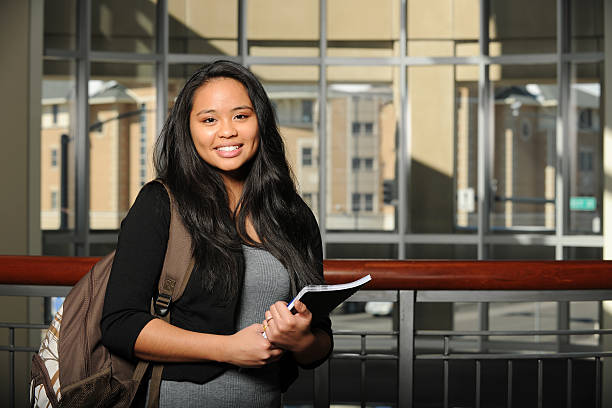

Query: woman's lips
left=214, top=144, right=243, bottom=158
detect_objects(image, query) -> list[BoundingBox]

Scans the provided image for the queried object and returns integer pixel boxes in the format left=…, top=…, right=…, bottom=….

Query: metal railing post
left=399, top=290, right=415, bottom=408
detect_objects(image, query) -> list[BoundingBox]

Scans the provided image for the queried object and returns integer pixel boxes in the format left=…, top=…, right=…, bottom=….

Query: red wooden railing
left=1, top=255, right=612, bottom=289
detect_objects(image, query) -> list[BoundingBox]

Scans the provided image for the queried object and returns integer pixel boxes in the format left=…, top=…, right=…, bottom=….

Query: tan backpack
left=30, top=180, right=194, bottom=408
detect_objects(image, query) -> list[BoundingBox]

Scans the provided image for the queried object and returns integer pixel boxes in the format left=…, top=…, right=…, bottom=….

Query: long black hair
left=154, top=60, right=323, bottom=301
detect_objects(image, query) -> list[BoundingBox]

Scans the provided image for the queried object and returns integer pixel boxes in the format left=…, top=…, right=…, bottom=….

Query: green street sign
left=570, top=196, right=596, bottom=211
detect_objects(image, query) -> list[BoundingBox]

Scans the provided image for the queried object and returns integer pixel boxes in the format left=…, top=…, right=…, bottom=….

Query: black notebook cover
left=288, top=274, right=372, bottom=316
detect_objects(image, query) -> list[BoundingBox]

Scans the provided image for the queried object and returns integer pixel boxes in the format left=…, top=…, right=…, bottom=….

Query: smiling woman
left=100, top=61, right=333, bottom=407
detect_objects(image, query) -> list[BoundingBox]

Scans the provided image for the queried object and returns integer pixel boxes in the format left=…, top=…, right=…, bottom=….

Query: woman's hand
left=263, top=300, right=315, bottom=353
left=223, top=323, right=284, bottom=368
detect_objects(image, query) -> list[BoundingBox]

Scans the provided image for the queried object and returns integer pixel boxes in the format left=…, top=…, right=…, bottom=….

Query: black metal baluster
left=444, top=336, right=449, bottom=408
left=361, top=334, right=366, bottom=408
left=566, top=358, right=572, bottom=408
left=9, top=327, right=15, bottom=408
left=507, top=360, right=513, bottom=408
left=537, top=359, right=543, bottom=408
left=476, top=360, right=481, bottom=408
left=595, top=357, right=601, bottom=408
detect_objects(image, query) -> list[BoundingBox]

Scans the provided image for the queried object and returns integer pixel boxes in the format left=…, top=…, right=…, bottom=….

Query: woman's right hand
left=223, top=323, right=284, bottom=367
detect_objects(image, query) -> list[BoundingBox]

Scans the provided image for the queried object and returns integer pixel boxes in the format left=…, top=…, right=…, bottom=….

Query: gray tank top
left=157, top=245, right=291, bottom=408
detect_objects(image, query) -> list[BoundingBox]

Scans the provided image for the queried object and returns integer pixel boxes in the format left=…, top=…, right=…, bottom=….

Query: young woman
left=101, top=60, right=333, bottom=407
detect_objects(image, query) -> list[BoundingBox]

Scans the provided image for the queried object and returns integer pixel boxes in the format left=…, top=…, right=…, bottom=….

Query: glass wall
left=41, top=0, right=605, bottom=260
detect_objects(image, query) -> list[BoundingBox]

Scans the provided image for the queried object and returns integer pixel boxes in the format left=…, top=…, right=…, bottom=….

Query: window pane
left=570, top=0, right=603, bottom=53
left=327, top=0, right=399, bottom=57
left=89, top=62, right=156, bottom=229
left=406, top=0, right=479, bottom=57
left=91, top=0, right=157, bottom=53
left=327, top=243, right=398, bottom=259
left=44, top=0, right=77, bottom=50
left=327, top=66, right=398, bottom=231
left=489, top=0, right=556, bottom=55
left=169, top=0, right=238, bottom=55
left=248, top=0, right=318, bottom=57
left=409, top=65, right=479, bottom=233
left=569, top=63, right=603, bottom=234
left=488, top=245, right=555, bottom=259
left=41, top=60, right=76, bottom=231
left=405, top=244, right=477, bottom=259
left=168, top=64, right=202, bottom=111
left=491, top=64, right=557, bottom=232
left=251, top=65, right=320, bottom=217
left=565, top=247, right=602, bottom=260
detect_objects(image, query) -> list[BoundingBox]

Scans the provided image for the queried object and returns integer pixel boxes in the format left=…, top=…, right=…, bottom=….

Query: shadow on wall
left=410, top=158, right=455, bottom=234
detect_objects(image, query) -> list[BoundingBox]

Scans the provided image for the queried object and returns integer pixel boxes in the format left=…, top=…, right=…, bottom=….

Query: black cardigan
left=100, top=182, right=332, bottom=389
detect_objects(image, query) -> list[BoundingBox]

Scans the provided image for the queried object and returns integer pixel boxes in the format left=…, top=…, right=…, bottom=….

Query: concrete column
left=603, top=1, right=612, bottom=406
left=0, top=0, right=43, bottom=406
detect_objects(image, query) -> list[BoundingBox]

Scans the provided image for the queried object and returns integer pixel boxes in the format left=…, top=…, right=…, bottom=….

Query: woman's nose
left=218, top=119, right=237, bottom=138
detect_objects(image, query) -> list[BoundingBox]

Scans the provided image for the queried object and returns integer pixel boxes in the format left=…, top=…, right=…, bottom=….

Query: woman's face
left=189, top=77, right=260, bottom=175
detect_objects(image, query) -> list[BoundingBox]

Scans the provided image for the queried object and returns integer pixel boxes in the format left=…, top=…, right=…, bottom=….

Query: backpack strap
left=153, top=180, right=195, bottom=317
left=138, top=180, right=196, bottom=408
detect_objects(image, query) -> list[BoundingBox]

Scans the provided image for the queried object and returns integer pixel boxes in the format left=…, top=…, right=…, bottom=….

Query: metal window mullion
left=238, top=0, right=247, bottom=64
left=398, top=0, right=408, bottom=258
left=156, top=0, right=168, bottom=138
left=556, top=0, right=571, bottom=260
left=75, top=0, right=91, bottom=256
left=477, top=0, right=490, bottom=260
left=319, top=0, right=327, bottom=258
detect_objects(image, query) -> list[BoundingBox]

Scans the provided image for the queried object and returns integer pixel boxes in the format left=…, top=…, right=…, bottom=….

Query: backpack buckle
left=154, top=293, right=172, bottom=317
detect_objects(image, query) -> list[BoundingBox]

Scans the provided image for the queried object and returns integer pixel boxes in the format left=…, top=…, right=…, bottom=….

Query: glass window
left=50, top=190, right=58, bottom=210
left=364, top=193, right=373, bottom=211
left=488, top=245, right=555, bottom=260
left=327, top=66, right=398, bottom=231
left=327, top=243, right=398, bottom=259
left=91, top=0, right=157, bottom=53
left=405, top=244, right=478, bottom=260
left=407, top=0, right=479, bottom=57
left=569, top=62, right=603, bottom=235
left=409, top=65, right=479, bottom=233
left=168, top=64, right=202, bottom=111
left=302, top=147, right=313, bottom=166
left=89, top=62, right=156, bottom=229
left=41, top=60, right=76, bottom=231
left=364, top=158, right=374, bottom=170
left=327, top=0, right=399, bottom=57
left=490, top=64, right=557, bottom=233
left=489, top=0, right=556, bottom=55
left=169, top=0, right=238, bottom=55
left=570, top=0, right=603, bottom=53
left=251, top=65, right=320, bottom=220
left=248, top=0, right=318, bottom=57
left=44, top=0, right=77, bottom=50
left=352, top=193, right=361, bottom=212
left=51, top=148, right=58, bottom=167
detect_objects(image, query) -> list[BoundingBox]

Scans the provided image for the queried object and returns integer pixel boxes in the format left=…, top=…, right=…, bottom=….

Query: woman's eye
left=202, top=117, right=215, bottom=123
left=234, top=113, right=249, bottom=120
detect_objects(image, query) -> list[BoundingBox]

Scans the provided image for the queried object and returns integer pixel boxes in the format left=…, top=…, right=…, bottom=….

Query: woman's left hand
left=262, top=300, right=315, bottom=353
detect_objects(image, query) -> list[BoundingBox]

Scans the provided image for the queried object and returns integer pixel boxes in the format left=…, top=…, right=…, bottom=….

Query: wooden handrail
left=1, top=255, right=612, bottom=290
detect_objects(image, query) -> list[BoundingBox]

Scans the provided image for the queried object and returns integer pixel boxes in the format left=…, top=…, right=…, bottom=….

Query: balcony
left=1, top=257, right=612, bottom=407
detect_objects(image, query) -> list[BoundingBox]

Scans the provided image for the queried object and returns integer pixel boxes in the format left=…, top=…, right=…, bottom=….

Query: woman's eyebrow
left=232, top=105, right=254, bottom=112
left=195, top=105, right=254, bottom=116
